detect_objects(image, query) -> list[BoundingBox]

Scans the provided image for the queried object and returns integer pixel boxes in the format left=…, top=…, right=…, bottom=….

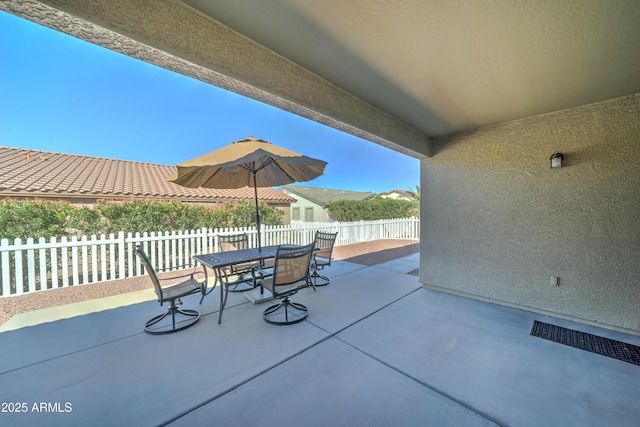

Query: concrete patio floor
left=1, top=253, right=638, bottom=427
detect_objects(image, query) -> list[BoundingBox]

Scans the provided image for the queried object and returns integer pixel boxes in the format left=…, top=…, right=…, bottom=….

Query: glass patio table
left=194, top=246, right=279, bottom=324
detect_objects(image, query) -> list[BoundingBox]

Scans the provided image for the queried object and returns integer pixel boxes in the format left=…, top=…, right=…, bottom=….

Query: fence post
left=81, top=235, right=89, bottom=285
left=71, top=236, right=79, bottom=286
left=177, top=230, right=183, bottom=267
left=27, top=237, right=36, bottom=293
left=149, top=232, right=157, bottom=271
left=1, top=238, right=10, bottom=296
left=109, top=233, right=116, bottom=280
left=99, top=234, right=107, bottom=284
left=164, top=232, right=171, bottom=269
left=118, top=231, right=125, bottom=279
left=213, top=228, right=219, bottom=252
left=50, top=237, right=58, bottom=289
left=39, top=237, right=47, bottom=290
left=60, top=236, right=70, bottom=287
left=126, top=232, right=134, bottom=278
left=156, top=232, right=164, bottom=270
left=90, top=235, right=98, bottom=283
left=14, top=238, right=24, bottom=294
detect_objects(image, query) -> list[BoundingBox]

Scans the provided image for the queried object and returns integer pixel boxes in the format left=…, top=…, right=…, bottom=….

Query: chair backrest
left=135, top=246, right=163, bottom=302
left=314, top=231, right=338, bottom=259
left=219, top=233, right=250, bottom=252
left=272, top=242, right=315, bottom=288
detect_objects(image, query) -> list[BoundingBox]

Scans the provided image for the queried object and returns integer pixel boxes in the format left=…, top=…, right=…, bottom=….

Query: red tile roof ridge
left=0, top=146, right=295, bottom=203
left=2, top=146, right=166, bottom=166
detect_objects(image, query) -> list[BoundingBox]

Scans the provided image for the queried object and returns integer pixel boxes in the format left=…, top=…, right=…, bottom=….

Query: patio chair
left=310, top=231, right=338, bottom=286
left=257, top=242, right=315, bottom=325
left=218, top=233, right=272, bottom=292
left=135, top=246, right=205, bottom=335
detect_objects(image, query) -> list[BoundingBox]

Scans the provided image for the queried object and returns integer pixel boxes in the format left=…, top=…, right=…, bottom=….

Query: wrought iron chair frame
left=135, top=245, right=206, bottom=335
left=310, top=231, right=338, bottom=286
left=218, top=233, right=272, bottom=292
left=196, top=246, right=276, bottom=324
left=257, top=242, right=315, bottom=325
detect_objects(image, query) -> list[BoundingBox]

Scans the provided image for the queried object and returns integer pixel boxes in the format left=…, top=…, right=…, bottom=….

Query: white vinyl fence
left=0, top=217, right=419, bottom=297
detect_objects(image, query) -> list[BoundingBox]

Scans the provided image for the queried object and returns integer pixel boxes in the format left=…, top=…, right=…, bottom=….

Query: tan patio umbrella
left=168, top=136, right=327, bottom=249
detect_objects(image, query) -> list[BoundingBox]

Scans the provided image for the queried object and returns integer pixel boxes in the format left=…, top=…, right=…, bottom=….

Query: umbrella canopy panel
left=171, top=136, right=327, bottom=189
left=168, top=136, right=328, bottom=250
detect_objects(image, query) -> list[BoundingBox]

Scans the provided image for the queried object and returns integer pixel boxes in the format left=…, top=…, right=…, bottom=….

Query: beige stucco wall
left=420, top=93, right=640, bottom=334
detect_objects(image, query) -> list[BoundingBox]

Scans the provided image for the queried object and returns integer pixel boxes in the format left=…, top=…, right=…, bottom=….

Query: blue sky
left=0, top=12, right=419, bottom=193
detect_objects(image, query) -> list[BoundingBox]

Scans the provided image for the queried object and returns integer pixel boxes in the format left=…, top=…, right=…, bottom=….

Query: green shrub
left=0, top=200, right=73, bottom=241
left=92, top=200, right=216, bottom=234
left=213, top=200, right=284, bottom=228
left=0, top=199, right=284, bottom=240
left=327, top=198, right=418, bottom=222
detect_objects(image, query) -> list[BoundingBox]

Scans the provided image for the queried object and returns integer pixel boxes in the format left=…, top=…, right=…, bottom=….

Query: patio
left=1, top=253, right=638, bottom=426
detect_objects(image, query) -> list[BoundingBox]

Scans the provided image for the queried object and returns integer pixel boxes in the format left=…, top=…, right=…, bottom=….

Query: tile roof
left=280, top=184, right=375, bottom=207
left=0, top=146, right=294, bottom=203
left=378, top=189, right=413, bottom=197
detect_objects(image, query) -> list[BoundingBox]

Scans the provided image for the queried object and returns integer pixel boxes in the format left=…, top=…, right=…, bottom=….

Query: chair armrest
left=154, top=262, right=198, bottom=273
left=252, top=265, right=274, bottom=278
left=156, top=264, right=203, bottom=282
left=251, top=265, right=274, bottom=291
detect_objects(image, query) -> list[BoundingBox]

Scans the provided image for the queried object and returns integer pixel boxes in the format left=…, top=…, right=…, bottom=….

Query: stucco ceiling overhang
left=3, top=0, right=640, bottom=159
left=182, top=0, right=640, bottom=136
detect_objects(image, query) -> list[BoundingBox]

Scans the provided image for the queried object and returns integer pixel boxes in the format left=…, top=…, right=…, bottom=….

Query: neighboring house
left=378, top=189, right=414, bottom=201
left=280, top=185, right=375, bottom=223
left=0, top=147, right=295, bottom=223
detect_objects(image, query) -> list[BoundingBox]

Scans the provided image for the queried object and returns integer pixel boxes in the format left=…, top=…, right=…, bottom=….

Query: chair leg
left=311, top=269, right=331, bottom=286
left=145, top=300, right=200, bottom=335
left=145, top=309, right=171, bottom=329
left=263, top=297, right=308, bottom=325
left=200, top=275, right=214, bottom=304
left=218, top=285, right=230, bottom=325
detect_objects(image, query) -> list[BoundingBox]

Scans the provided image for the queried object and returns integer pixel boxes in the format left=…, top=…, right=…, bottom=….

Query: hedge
left=0, top=199, right=284, bottom=240
left=326, top=198, right=419, bottom=222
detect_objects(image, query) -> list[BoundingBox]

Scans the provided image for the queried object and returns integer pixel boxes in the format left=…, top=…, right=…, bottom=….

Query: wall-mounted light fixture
left=550, top=152, right=563, bottom=169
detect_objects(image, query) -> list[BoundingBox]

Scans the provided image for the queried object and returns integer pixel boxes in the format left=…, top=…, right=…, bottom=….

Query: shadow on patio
left=1, top=253, right=638, bottom=426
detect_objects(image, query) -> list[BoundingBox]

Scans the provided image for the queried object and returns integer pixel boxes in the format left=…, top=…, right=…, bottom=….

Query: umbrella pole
left=253, top=171, right=262, bottom=251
